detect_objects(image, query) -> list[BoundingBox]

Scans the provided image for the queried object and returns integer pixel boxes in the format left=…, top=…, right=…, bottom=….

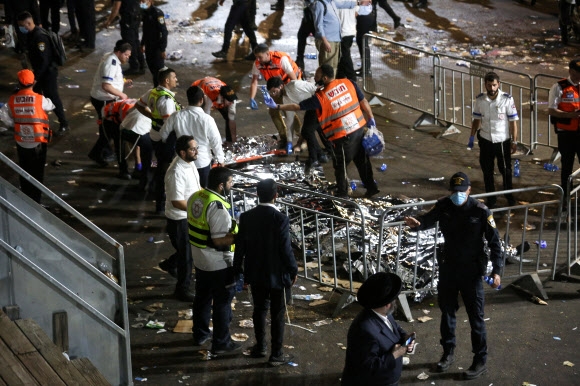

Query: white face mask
left=140, top=2, right=149, bottom=9
left=450, top=191, right=467, bottom=206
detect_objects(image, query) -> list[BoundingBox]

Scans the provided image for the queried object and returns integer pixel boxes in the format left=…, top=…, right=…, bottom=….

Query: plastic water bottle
left=484, top=276, right=502, bottom=290
left=514, top=159, right=520, bottom=177
left=380, top=163, right=387, bottom=172
left=305, top=53, right=317, bottom=59
left=350, top=181, right=357, bottom=191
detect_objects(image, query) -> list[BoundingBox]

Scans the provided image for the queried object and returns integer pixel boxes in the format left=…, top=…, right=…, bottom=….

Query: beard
left=487, top=89, right=499, bottom=97
left=386, top=300, right=398, bottom=316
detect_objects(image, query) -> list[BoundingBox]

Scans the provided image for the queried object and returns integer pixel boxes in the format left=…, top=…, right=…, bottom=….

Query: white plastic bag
left=362, top=126, right=385, bottom=156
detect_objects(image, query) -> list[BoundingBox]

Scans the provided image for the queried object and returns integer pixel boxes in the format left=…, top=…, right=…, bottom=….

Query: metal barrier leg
left=510, top=273, right=549, bottom=300
left=550, top=149, right=561, bottom=163
left=397, top=293, right=413, bottom=322
left=332, top=291, right=356, bottom=319
left=412, top=112, right=461, bottom=138
left=556, top=260, right=580, bottom=283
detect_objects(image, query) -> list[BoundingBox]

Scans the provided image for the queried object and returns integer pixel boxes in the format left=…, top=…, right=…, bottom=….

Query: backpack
left=304, top=0, right=327, bottom=31
left=40, top=28, right=67, bottom=66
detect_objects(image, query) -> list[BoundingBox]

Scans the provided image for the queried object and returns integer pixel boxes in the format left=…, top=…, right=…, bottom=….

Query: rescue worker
left=100, top=98, right=138, bottom=180
left=17, top=11, right=69, bottom=136
left=548, top=58, right=580, bottom=205
left=192, top=77, right=239, bottom=143
left=104, top=0, right=146, bottom=75
left=273, top=64, right=379, bottom=198
left=135, top=67, right=180, bottom=213
left=0, top=70, right=54, bottom=203
left=187, top=167, right=240, bottom=355
left=140, top=0, right=168, bottom=87
left=211, top=0, right=258, bottom=61
left=249, top=44, right=302, bottom=152
left=404, top=172, right=502, bottom=380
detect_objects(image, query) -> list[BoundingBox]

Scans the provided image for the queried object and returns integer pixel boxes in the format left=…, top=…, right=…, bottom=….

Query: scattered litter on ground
left=145, top=320, right=165, bottom=329
left=292, top=294, right=323, bottom=301
left=417, top=316, right=433, bottom=323
left=231, top=333, right=249, bottom=342
left=287, top=362, right=299, bottom=367
left=563, top=361, right=574, bottom=367
left=134, top=377, right=147, bottom=382
left=318, top=286, right=333, bottom=292
left=284, top=345, right=294, bottom=349
left=531, top=296, right=548, bottom=305
left=313, top=318, right=333, bottom=327
left=177, top=309, right=193, bottom=319
left=309, top=299, right=328, bottom=307
left=239, top=319, right=254, bottom=328
left=144, top=303, right=163, bottom=313
left=417, top=372, right=429, bottom=380
left=173, top=320, right=193, bottom=333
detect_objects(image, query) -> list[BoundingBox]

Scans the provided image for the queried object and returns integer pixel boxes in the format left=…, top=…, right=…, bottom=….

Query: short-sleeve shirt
left=137, top=87, right=178, bottom=141
left=472, top=90, right=519, bottom=143
left=165, top=156, right=201, bottom=220
left=90, top=53, right=125, bottom=101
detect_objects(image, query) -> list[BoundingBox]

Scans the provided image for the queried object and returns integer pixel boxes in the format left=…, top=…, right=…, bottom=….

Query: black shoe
left=193, top=335, right=212, bottom=346
left=248, top=344, right=267, bottom=358
left=88, top=154, right=108, bottom=167
left=269, top=353, right=293, bottom=366
left=436, top=350, right=455, bottom=372
left=463, top=360, right=487, bottom=380
left=249, top=22, right=258, bottom=30
left=318, top=154, right=329, bottom=164
left=212, top=341, right=242, bottom=355
left=117, top=172, right=132, bottom=180
left=56, top=126, right=69, bottom=136
left=212, top=50, right=227, bottom=59
left=394, top=16, right=401, bottom=29
left=305, top=160, right=320, bottom=174
left=271, top=2, right=284, bottom=10
left=174, top=288, right=195, bottom=302
left=158, top=260, right=177, bottom=278
left=244, top=52, right=256, bottom=61
left=414, top=1, right=427, bottom=8
left=364, top=188, right=380, bottom=198
left=103, top=154, right=117, bottom=163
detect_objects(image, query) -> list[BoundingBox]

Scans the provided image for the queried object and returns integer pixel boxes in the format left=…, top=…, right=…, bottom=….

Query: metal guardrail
left=375, top=186, right=563, bottom=320
left=0, top=151, right=132, bottom=386
left=533, top=73, right=561, bottom=153
left=565, top=167, right=580, bottom=275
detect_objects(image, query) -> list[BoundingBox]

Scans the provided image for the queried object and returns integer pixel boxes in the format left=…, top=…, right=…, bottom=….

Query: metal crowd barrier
left=229, top=170, right=368, bottom=316
left=0, top=152, right=132, bottom=386
left=533, top=73, right=561, bottom=157
left=376, top=186, right=563, bottom=321
left=564, top=167, right=580, bottom=278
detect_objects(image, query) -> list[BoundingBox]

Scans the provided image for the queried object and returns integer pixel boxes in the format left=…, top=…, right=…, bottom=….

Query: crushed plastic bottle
left=292, top=294, right=323, bottom=301
left=380, top=163, right=387, bottom=172
left=350, top=181, right=357, bottom=191
left=514, top=159, right=520, bottom=177
left=305, top=53, right=317, bottom=59
left=535, top=240, right=547, bottom=249
left=543, top=163, right=559, bottom=172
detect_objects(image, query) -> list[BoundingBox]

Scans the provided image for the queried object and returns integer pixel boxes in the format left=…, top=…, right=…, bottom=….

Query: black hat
left=569, top=58, right=580, bottom=72
left=257, top=179, right=277, bottom=202
left=356, top=272, right=402, bottom=309
left=449, top=172, right=470, bottom=192
left=220, top=85, right=238, bottom=102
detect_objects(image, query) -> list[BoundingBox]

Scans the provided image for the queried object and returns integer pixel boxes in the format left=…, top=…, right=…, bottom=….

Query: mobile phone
left=405, top=334, right=416, bottom=346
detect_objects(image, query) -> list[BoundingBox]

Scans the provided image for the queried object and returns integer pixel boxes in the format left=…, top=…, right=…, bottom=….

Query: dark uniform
left=141, top=5, right=167, bottom=87
left=25, top=26, right=68, bottom=131
left=216, top=0, right=258, bottom=57
left=114, top=0, right=145, bottom=72
left=5, top=0, right=41, bottom=52
left=73, top=0, right=96, bottom=48
left=413, top=195, right=502, bottom=370
left=39, top=0, right=62, bottom=33
left=295, top=0, right=316, bottom=70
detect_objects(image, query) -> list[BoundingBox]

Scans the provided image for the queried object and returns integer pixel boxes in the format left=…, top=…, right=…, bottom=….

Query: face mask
left=19, top=26, right=29, bottom=34
left=450, top=192, right=467, bottom=206
left=140, top=3, right=149, bottom=9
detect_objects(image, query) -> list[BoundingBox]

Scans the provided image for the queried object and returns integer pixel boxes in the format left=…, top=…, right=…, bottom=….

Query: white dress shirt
left=90, top=52, right=125, bottom=101
left=473, top=89, right=519, bottom=143
left=165, top=156, right=202, bottom=220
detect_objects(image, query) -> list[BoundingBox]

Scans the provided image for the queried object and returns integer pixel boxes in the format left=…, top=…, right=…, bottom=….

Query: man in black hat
left=404, top=172, right=502, bottom=380
left=548, top=58, right=580, bottom=206
left=342, top=272, right=415, bottom=386
left=233, top=178, right=298, bottom=367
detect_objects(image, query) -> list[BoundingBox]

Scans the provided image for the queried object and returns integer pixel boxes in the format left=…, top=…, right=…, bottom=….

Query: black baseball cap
left=449, top=172, right=470, bottom=192
left=569, top=58, right=580, bottom=72
left=220, top=85, right=238, bottom=102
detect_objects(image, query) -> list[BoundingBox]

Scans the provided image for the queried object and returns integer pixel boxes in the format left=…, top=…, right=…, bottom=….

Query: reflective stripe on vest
left=315, top=79, right=366, bottom=141
left=254, top=51, right=302, bottom=83
left=9, top=89, right=50, bottom=144
left=187, top=189, right=238, bottom=251
left=147, top=87, right=180, bottom=130
left=102, top=99, right=136, bottom=125
left=556, top=78, right=580, bottom=132
left=192, top=77, right=226, bottom=109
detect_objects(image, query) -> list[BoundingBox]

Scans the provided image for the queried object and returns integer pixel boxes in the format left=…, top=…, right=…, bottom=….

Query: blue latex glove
left=367, top=117, right=376, bottom=127
left=250, top=98, right=258, bottom=110
left=260, top=86, right=278, bottom=109
left=467, top=135, right=474, bottom=149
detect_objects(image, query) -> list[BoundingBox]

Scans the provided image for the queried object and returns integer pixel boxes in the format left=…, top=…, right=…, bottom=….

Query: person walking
left=211, top=0, right=258, bottom=61
left=468, top=71, right=519, bottom=208
left=233, top=179, right=298, bottom=366
left=404, top=172, right=503, bottom=380
left=0, top=70, right=54, bottom=204
left=140, top=0, right=168, bottom=87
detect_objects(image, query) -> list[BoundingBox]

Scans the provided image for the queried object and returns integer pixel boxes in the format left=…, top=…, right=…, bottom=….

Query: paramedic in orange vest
left=548, top=58, right=580, bottom=202
left=249, top=44, right=303, bottom=153
left=275, top=64, right=379, bottom=198
left=192, top=77, right=239, bottom=143
left=0, top=70, right=54, bottom=203
left=101, top=99, right=137, bottom=180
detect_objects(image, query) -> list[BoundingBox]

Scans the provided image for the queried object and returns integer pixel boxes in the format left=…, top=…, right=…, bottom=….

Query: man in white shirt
left=88, top=40, right=133, bottom=166
left=336, top=1, right=357, bottom=80
left=158, top=135, right=202, bottom=302
left=160, top=86, right=225, bottom=188
left=468, top=71, right=519, bottom=208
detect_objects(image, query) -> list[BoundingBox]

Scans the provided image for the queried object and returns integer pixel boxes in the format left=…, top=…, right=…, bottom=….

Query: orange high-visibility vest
left=192, top=77, right=226, bottom=109
left=555, top=79, right=580, bottom=132
left=102, top=99, right=136, bottom=125
left=254, top=51, right=302, bottom=83
left=8, top=89, right=50, bottom=144
left=315, top=79, right=366, bottom=141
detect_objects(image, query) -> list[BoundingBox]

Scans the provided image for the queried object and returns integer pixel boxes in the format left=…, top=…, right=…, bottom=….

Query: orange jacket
left=102, top=99, right=136, bottom=125
left=8, top=89, right=50, bottom=144
left=555, top=79, right=580, bottom=132
left=315, top=79, right=366, bottom=141
left=192, top=77, right=226, bottom=109
left=254, top=51, right=302, bottom=83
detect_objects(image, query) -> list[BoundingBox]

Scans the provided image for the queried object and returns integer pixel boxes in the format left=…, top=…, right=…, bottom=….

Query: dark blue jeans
left=438, top=263, right=487, bottom=363
left=250, top=286, right=286, bottom=357
left=193, top=267, right=236, bottom=349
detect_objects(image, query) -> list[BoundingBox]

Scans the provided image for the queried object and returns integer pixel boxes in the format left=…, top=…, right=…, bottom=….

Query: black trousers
left=34, top=66, right=67, bottom=128
left=74, top=0, right=95, bottom=48
left=152, top=133, right=176, bottom=212
left=372, top=0, right=399, bottom=23
left=477, top=135, right=514, bottom=204
left=438, top=262, right=487, bottom=364
left=122, top=131, right=153, bottom=191
left=217, top=107, right=235, bottom=143
left=197, top=164, right=210, bottom=189
left=144, top=48, right=165, bottom=87
left=336, top=35, right=357, bottom=81
left=296, top=9, right=316, bottom=66
left=17, top=143, right=47, bottom=204
left=301, top=110, right=324, bottom=164
left=356, top=13, right=376, bottom=73
left=166, top=218, right=193, bottom=291
left=66, top=0, right=77, bottom=33
left=102, top=120, right=122, bottom=171
left=250, top=285, right=287, bottom=357
left=329, top=128, right=377, bottom=196
left=221, top=1, right=258, bottom=52
left=120, top=21, right=145, bottom=70
left=88, top=97, right=115, bottom=161
left=39, top=0, right=61, bottom=33
left=557, top=130, right=580, bottom=197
